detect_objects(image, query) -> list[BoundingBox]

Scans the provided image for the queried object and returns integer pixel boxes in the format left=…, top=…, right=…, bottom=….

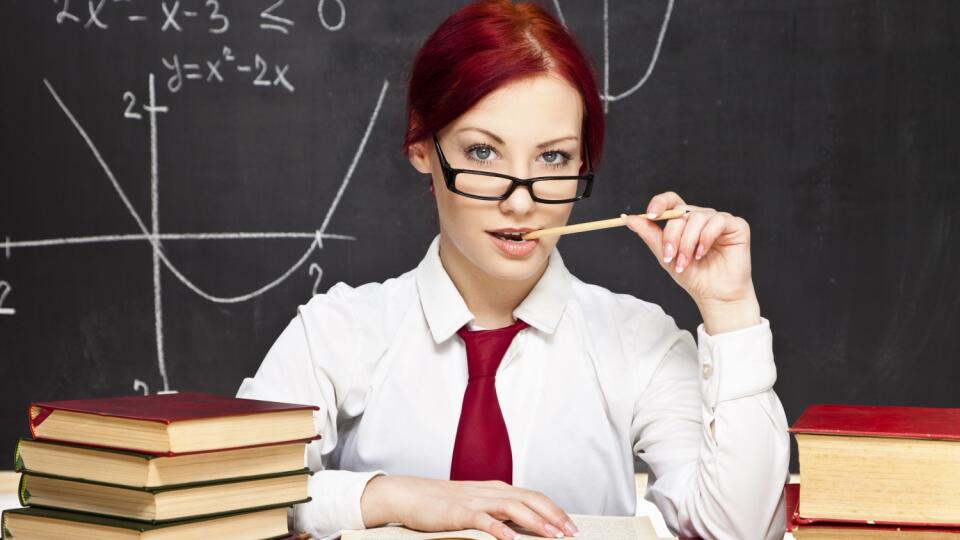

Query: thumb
left=622, top=213, right=664, bottom=263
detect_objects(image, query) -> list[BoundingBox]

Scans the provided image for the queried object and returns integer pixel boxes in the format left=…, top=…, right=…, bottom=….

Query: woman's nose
left=499, top=182, right=536, bottom=215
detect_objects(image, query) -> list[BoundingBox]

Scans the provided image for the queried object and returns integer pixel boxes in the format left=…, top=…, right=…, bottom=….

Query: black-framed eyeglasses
left=432, top=134, right=594, bottom=204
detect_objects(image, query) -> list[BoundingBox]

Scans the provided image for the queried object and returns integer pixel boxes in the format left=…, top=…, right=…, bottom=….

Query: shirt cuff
left=696, top=316, right=776, bottom=409
left=294, top=469, right=386, bottom=538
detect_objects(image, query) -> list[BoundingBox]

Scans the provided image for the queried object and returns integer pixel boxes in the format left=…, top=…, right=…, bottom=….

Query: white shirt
left=237, top=235, right=790, bottom=539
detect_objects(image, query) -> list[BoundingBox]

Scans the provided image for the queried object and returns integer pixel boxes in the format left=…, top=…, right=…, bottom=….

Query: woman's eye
left=540, top=150, right=571, bottom=167
left=542, top=151, right=562, bottom=163
left=466, top=145, right=496, bottom=162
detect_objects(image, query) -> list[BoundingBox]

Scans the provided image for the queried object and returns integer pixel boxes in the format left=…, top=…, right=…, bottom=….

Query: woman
left=238, top=1, right=790, bottom=539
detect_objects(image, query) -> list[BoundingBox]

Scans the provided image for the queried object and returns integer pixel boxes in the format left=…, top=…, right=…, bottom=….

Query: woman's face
left=409, top=74, right=585, bottom=282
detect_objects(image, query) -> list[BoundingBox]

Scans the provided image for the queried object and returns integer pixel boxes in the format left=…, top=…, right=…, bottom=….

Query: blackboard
left=2, top=1, right=958, bottom=474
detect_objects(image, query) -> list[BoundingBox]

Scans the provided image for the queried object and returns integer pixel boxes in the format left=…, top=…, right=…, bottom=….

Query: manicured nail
left=646, top=212, right=658, bottom=219
left=564, top=521, right=579, bottom=536
left=544, top=523, right=563, bottom=537
left=695, top=244, right=704, bottom=260
left=663, top=243, right=674, bottom=263
left=676, top=252, right=687, bottom=273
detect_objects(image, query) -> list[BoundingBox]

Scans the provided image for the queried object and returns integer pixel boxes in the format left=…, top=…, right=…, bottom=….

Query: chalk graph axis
left=2, top=74, right=390, bottom=393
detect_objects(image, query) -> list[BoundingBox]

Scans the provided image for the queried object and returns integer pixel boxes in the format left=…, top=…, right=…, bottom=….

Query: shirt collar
left=415, top=234, right=573, bottom=344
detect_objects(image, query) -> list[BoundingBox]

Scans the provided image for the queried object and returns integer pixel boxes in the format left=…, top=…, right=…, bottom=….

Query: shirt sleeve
left=235, top=285, right=386, bottom=539
left=630, top=316, right=790, bottom=540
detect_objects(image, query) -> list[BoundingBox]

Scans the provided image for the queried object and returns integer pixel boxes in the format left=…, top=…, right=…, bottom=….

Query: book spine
left=17, top=474, right=28, bottom=507
left=12, top=440, right=23, bottom=473
left=2, top=509, right=11, bottom=540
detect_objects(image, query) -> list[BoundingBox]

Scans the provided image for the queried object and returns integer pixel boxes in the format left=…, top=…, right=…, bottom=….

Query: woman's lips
left=487, top=231, right=538, bottom=257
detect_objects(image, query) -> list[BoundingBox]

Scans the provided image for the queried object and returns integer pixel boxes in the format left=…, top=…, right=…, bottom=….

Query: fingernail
left=695, top=244, right=704, bottom=260
left=663, top=243, right=674, bottom=263
left=646, top=212, right=658, bottom=219
left=564, top=521, right=579, bottom=536
left=544, top=523, right=563, bottom=538
left=676, top=252, right=687, bottom=273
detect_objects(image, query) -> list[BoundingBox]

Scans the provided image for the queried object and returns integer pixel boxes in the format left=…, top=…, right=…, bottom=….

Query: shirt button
left=702, top=363, right=713, bottom=380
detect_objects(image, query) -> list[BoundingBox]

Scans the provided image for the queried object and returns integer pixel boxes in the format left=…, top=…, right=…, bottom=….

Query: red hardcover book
left=789, top=404, right=960, bottom=441
left=785, top=484, right=960, bottom=537
left=789, top=404, right=960, bottom=528
left=29, top=392, right=320, bottom=456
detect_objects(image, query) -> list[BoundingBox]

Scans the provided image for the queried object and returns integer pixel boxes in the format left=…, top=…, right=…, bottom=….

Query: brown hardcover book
left=2, top=506, right=291, bottom=540
left=19, top=469, right=311, bottom=523
left=15, top=437, right=307, bottom=488
left=28, top=392, right=319, bottom=455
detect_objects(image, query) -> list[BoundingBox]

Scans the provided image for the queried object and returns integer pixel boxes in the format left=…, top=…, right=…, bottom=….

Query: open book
left=341, top=514, right=675, bottom=539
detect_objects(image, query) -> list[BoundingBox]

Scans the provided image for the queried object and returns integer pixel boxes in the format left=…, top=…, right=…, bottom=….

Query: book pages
left=341, top=514, right=674, bottom=539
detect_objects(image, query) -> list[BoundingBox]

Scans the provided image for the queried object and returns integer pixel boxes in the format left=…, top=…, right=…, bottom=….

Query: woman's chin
left=481, top=245, right=549, bottom=281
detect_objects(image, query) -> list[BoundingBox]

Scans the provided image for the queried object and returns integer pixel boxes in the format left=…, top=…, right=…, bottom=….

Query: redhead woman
left=238, top=1, right=789, bottom=539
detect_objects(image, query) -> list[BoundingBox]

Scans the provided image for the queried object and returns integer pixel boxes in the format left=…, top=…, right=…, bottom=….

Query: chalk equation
left=51, top=0, right=345, bottom=35
left=158, top=49, right=295, bottom=94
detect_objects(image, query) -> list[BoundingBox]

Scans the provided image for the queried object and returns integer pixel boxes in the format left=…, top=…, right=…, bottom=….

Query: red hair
left=404, top=0, right=605, bottom=172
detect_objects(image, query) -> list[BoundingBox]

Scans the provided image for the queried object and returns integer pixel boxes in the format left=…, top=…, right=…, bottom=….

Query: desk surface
left=0, top=471, right=799, bottom=539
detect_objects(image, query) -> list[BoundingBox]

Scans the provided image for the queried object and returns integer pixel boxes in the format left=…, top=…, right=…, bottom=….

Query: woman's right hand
left=360, top=475, right=580, bottom=539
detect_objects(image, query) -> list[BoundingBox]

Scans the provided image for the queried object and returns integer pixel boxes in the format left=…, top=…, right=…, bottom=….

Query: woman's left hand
left=622, top=191, right=761, bottom=333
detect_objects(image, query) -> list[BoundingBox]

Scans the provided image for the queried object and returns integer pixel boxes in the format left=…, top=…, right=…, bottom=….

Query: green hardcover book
left=18, top=468, right=312, bottom=523
left=2, top=506, right=292, bottom=540
left=14, top=437, right=308, bottom=488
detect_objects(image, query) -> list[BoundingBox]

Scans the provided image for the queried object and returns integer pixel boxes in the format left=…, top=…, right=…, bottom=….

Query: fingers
left=624, top=197, right=726, bottom=272
left=395, top=478, right=577, bottom=540
left=674, top=210, right=715, bottom=273
left=695, top=212, right=730, bottom=262
left=489, top=498, right=566, bottom=538
left=473, top=482, right=578, bottom=539
left=621, top=213, right=663, bottom=261
left=515, top=489, right=580, bottom=537
left=645, top=191, right=686, bottom=218
left=471, top=511, right=524, bottom=540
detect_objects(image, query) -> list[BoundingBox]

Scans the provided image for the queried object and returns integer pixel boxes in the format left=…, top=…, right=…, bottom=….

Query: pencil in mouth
left=487, top=229, right=533, bottom=242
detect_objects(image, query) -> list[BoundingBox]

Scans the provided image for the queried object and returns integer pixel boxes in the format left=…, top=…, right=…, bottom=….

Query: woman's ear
left=407, top=141, right=433, bottom=175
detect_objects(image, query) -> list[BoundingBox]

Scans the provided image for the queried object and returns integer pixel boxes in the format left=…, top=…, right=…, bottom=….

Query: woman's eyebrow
left=454, top=127, right=580, bottom=149
left=535, top=136, right=579, bottom=149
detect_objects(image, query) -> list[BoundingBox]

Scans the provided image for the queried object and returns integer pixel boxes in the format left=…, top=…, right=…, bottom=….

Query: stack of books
left=787, top=404, right=960, bottom=538
left=2, top=392, right=320, bottom=539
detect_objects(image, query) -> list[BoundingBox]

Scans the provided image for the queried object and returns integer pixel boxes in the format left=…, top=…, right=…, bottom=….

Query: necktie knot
left=456, top=319, right=529, bottom=379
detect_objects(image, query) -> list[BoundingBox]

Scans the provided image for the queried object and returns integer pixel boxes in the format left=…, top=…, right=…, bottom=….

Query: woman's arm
left=631, top=315, right=789, bottom=539
left=623, top=192, right=790, bottom=538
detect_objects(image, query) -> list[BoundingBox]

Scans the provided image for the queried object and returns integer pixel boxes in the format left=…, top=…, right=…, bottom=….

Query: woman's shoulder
left=567, top=273, right=678, bottom=330
left=295, top=267, right=420, bottom=337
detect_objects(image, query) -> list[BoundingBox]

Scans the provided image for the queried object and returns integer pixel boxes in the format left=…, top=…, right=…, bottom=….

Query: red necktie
left=450, top=318, right=529, bottom=484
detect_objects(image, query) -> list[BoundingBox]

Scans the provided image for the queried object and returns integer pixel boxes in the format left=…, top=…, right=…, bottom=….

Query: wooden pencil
left=521, top=208, right=690, bottom=240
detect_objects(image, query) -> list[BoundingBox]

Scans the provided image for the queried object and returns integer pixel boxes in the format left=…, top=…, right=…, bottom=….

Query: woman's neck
left=438, top=234, right=546, bottom=329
